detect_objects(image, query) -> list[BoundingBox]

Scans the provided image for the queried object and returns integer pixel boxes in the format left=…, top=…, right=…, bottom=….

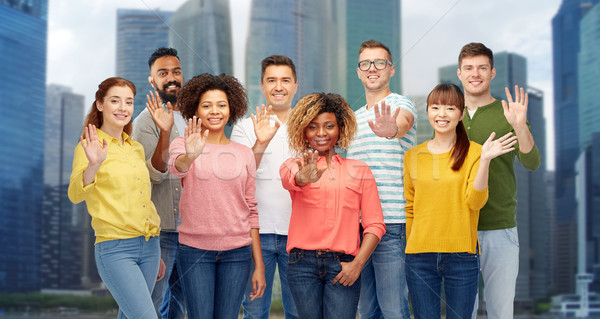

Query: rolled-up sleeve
left=168, top=136, right=188, bottom=178
left=68, top=143, right=96, bottom=204
left=359, top=167, right=386, bottom=240
left=279, top=157, right=304, bottom=192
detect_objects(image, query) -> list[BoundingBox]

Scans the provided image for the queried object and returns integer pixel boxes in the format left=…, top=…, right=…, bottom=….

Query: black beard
left=157, top=90, right=177, bottom=104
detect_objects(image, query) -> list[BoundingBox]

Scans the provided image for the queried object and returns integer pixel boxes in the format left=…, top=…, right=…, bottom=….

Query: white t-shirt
left=230, top=116, right=293, bottom=235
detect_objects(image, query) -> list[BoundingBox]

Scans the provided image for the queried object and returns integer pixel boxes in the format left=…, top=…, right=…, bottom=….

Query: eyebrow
left=157, top=67, right=182, bottom=72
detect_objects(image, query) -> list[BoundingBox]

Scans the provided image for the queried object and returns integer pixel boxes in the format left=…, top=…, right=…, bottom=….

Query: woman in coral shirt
left=279, top=93, right=386, bottom=319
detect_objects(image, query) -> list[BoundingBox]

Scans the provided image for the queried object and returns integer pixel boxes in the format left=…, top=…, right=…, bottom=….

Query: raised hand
left=481, top=132, right=518, bottom=161
left=146, top=90, right=174, bottom=132
left=367, top=100, right=401, bottom=138
left=251, top=104, right=280, bottom=145
left=80, top=124, right=108, bottom=166
left=184, top=116, right=209, bottom=160
left=295, top=149, right=327, bottom=186
left=502, top=85, right=529, bottom=129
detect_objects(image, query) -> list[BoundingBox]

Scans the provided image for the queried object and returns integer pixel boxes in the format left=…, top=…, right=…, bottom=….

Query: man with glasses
left=346, top=40, right=416, bottom=319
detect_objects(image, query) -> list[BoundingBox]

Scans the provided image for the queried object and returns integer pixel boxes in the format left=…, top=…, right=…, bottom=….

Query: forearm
left=473, top=158, right=491, bottom=191
left=174, top=154, right=195, bottom=173
left=251, top=140, right=269, bottom=167
left=150, top=130, right=171, bottom=173
left=394, top=110, right=414, bottom=138
left=82, top=162, right=102, bottom=186
left=250, top=228, right=264, bottom=270
left=513, top=125, right=535, bottom=153
left=352, top=233, right=380, bottom=268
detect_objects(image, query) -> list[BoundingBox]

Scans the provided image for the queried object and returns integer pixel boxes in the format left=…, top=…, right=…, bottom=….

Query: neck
left=429, top=132, right=457, bottom=153
left=99, top=124, right=124, bottom=143
left=318, top=148, right=336, bottom=167
left=205, top=129, right=229, bottom=145
left=464, top=92, right=495, bottom=111
left=365, top=88, right=392, bottom=109
left=271, top=107, right=291, bottom=123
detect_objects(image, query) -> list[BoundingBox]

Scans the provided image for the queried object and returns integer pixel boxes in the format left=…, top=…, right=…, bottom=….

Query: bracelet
left=385, top=127, right=399, bottom=140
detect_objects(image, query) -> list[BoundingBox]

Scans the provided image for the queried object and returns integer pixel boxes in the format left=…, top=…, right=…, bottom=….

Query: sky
left=47, top=0, right=562, bottom=169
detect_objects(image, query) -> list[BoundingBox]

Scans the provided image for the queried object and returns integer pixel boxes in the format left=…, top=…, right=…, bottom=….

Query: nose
left=317, top=126, right=326, bottom=136
left=275, top=80, right=283, bottom=91
left=209, top=105, right=219, bottom=114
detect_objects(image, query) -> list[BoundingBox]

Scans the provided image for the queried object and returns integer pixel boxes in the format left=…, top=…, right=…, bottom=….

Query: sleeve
left=515, top=122, right=541, bottom=171
left=359, top=166, right=386, bottom=240
left=279, top=157, right=303, bottom=192
left=403, top=149, right=415, bottom=241
left=465, top=150, right=489, bottom=211
left=168, top=136, right=189, bottom=178
left=230, top=118, right=254, bottom=149
left=244, top=147, right=259, bottom=229
left=131, top=111, right=168, bottom=183
left=67, top=143, right=96, bottom=204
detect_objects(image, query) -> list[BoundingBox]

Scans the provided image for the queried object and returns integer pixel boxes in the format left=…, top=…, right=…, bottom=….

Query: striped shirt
left=346, top=93, right=417, bottom=223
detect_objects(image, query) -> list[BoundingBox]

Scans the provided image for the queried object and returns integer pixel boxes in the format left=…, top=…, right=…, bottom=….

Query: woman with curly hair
left=167, top=73, right=266, bottom=319
left=279, top=93, right=386, bottom=319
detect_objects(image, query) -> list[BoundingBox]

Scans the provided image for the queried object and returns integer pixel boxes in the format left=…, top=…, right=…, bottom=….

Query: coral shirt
left=280, top=154, right=386, bottom=256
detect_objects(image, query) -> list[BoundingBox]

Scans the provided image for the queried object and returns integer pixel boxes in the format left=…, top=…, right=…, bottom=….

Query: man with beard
left=132, top=47, right=186, bottom=319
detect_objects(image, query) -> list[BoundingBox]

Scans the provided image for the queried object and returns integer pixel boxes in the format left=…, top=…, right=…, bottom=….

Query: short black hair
left=148, top=47, right=180, bottom=69
left=261, top=55, right=297, bottom=82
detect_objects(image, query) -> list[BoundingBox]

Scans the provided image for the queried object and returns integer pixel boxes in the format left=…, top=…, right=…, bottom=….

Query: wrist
left=385, top=126, right=399, bottom=139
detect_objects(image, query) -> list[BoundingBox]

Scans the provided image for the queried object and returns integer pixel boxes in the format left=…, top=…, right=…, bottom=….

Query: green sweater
left=462, top=100, right=541, bottom=230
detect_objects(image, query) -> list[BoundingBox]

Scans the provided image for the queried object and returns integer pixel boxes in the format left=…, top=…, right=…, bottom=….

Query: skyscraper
left=551, top=0, right=599, bottom=294
left=0, top=0, right=48, bottom=292
left=42, top=85, right=86, bottom=289
left=170, top=0, right=233, bottom=80
left=244, top=0, right=339, bottom=111
left=116, top=8, right=173, bottom=118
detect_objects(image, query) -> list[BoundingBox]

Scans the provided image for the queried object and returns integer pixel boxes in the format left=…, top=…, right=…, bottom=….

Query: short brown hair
left=287, top=93, right=357, bottom=155
left=83, top=77, right=136, bottom=136
left=458, top=42, right=494, bottom=68
left=178, top=73, right=247, bottom=125
left=359, top=40, right=393, bottom=63
left=261, top=55, right=297, bottom=82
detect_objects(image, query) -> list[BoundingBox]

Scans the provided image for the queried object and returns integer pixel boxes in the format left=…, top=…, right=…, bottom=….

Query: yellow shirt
left=68, top=129, right=160, bottom=244
left=403, top=141, right=488, bottom=254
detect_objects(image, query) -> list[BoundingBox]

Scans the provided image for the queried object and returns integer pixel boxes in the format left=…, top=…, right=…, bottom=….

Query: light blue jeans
left=242, top=234, right=298, bottom=319
left=95, top=236, right=160, bottom=319
left=152, top=231, right=185, bottom=319
left=472, top=227, right=519, bottom=319
left=177, top=244, right=252, bottom=319
left=358, top=223, right=411, bottom=319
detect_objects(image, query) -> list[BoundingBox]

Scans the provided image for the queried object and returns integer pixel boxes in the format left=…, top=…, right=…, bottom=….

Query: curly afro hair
left=178, top=73, right=248, bottom=125
left=287, top=93, right=357, bottom=155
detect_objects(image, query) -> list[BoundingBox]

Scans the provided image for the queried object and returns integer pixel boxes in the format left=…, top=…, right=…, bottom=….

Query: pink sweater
left=169, top=137, right=259, bottom=251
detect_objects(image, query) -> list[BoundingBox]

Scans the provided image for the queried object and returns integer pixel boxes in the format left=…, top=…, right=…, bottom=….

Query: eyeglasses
left=358, top=59, right=392, bottom=71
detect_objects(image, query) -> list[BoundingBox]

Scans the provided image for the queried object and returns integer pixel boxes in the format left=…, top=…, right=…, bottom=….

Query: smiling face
left=195, top=89, right=230, bottom=132
left=96, top=85, right=134, bottom=135
left=356, top=47, right=395, bottom=93
left=261, top=65, right=298, bottom=111
left=457, top=55, right=496, bottom=97
left=427, top=104, right=464, bottom=136
left=304, top=112, right=339, bottom=158
left=149, top=55, right=183, bottom=104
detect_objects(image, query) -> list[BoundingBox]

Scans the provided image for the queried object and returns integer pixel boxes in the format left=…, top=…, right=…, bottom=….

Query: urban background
left=0, top=0, right=599, bottom=316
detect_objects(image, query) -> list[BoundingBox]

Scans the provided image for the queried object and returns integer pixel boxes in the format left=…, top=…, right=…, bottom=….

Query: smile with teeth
left=435, top=120, right=450, bottom=126
left=114, top=114, right=129, bottom=119
left=207, top=117, right=222, bottom=124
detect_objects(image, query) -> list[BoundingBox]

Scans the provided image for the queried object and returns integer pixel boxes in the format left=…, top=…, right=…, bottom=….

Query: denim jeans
left=177, top=244, right=252, bottom=319
left=358, top=223, right=411, bottom=319
left=151, top=231, right=185, bottom=319
left=472, top=227, right=519, bottom=319
left=242, top=234, right=298, bottom=319
left=287, top=248, right=361, bottom=319
left=95, top=236, right=160, bottom=319
left=406, top=252, right=479, bottom=319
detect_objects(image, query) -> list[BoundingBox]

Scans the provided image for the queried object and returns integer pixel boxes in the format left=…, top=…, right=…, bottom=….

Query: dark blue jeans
left=406, top=252, right=479, bottom=319
left=177, top=244, right=252, bottom=319
left=287, top=248, right=361, bottom=319
left=152, top=231, right=185, bottom=319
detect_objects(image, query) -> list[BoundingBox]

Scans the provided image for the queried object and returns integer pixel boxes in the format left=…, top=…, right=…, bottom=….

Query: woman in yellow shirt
left=68, top=77, right=165, bottom=319
left=403, top=83, right=517, bottom=319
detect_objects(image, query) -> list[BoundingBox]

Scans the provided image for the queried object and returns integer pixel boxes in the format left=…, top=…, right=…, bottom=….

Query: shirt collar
left=96, top=128, right=132, bottom=145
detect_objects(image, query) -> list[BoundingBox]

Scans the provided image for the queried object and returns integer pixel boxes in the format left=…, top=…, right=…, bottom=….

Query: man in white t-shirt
left=230, top=55, right=299, bottom=319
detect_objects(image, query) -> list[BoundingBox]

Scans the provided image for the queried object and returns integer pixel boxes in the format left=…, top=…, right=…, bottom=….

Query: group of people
left=68, top=40, right=540, bottom=319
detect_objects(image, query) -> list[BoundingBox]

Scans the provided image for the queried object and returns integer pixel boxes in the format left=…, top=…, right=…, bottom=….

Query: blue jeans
left=95, top=236, right=160, bottom=319
left=242, top=234, right=298, bottom=319
left=472, top=227, right=519, bottom=319
left=151, top=231, right=185, bottom=319
left=177, top=244, right=252, bottom=319
left=406, top=252, right=479, bottom=319
left=287, top=248, right=361, bottom=319
left=358, top=223, right=411, bottom=319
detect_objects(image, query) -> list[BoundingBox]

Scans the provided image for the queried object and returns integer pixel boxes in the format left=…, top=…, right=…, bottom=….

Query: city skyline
left=47, top=0, right=560, bottom=169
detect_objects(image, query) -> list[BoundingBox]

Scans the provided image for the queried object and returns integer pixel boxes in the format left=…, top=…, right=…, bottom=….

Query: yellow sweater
left=68, top=129, right=160, bottom=244
left=403, top=141, right=488, bottom=254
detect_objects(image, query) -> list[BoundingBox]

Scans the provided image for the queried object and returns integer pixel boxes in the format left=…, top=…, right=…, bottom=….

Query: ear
left=460, top=108, right=466, bottom=121
left=491, top=67, right=496, bottom=80
left=457, top=67, right=462, bottom=80
left=389, top=64, right=396, bottom=78
left=148, top=76, right=155, bottom=89
left=95, top=100, right=103, bottom=112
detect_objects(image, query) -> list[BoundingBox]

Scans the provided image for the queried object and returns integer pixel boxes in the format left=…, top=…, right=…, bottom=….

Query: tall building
left=344, top=0, right=402, bottom=110
left=170, top=0, right=232, bottom=81
left=116, top=9, right=173, bottom=118
left=551, top=0, right=599, bottom=294
left=41, top=85, right=87, bottom=290
left=244, top=0, right=339, bottom=111
left=439, top=53, right=551, bottom=304
left=408, top=95, right=431, bottom=144
left=0, top=0, right=48, bottom=292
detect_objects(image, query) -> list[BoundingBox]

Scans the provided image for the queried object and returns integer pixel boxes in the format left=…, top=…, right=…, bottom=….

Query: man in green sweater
left=456, top=43, right=541, bottom=319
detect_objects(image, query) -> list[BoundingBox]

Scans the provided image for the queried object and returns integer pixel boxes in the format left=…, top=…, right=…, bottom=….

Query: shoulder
left=386, top=94, right=417, bottom=114
left=229, top=141, right=253, bottom=155
left=467, top=141, right=483, bottom=158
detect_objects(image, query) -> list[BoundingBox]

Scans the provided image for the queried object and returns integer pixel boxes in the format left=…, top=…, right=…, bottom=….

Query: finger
left=79, top=135, right=85, bottom=148
left=274, top=120, right=281, bottom=130
left=373, top=102, right=381, bottom=118
left=295, top=159, right=304, bottom=171
left=332, top=273, right=342, bottom=285
left=101, top=138, right=108, bottom=150
left=391, top=107, right=401, bottom=120
left=266, top=105, right=273, bottom=116
left=487, top=132, right=497, bottom=143
left=501, top=100, right=509, bottom=114
left=83, top=125, right=91, bottom=145
left=382, top=100, right=391, bottom=116
left=166, top=102, right=173, bottom=113
left=505, top=87, right=514, bottom=103
left=367, top=120, right=375, bottom=131
left=146, top=93, right=154, bottom=111
left=202, top=129, right=209, bottom=142
left=496, top=132, right=513, bottom=142
left=250, top=113, right=257, bottom=126
left=523, top=92, right=529, bottom=108
left=154, top=90, right=162, bottom=104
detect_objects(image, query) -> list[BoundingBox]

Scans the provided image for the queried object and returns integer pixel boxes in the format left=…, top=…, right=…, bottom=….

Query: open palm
left=184, top=116, right=208, bottom=160
left=251, top=104, right=280, bottom=144
left=502, top=85, right=528, bottom=129
left=80, top=124, right=108, bottom=166
left=146, top=90, right=174, bottom=132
